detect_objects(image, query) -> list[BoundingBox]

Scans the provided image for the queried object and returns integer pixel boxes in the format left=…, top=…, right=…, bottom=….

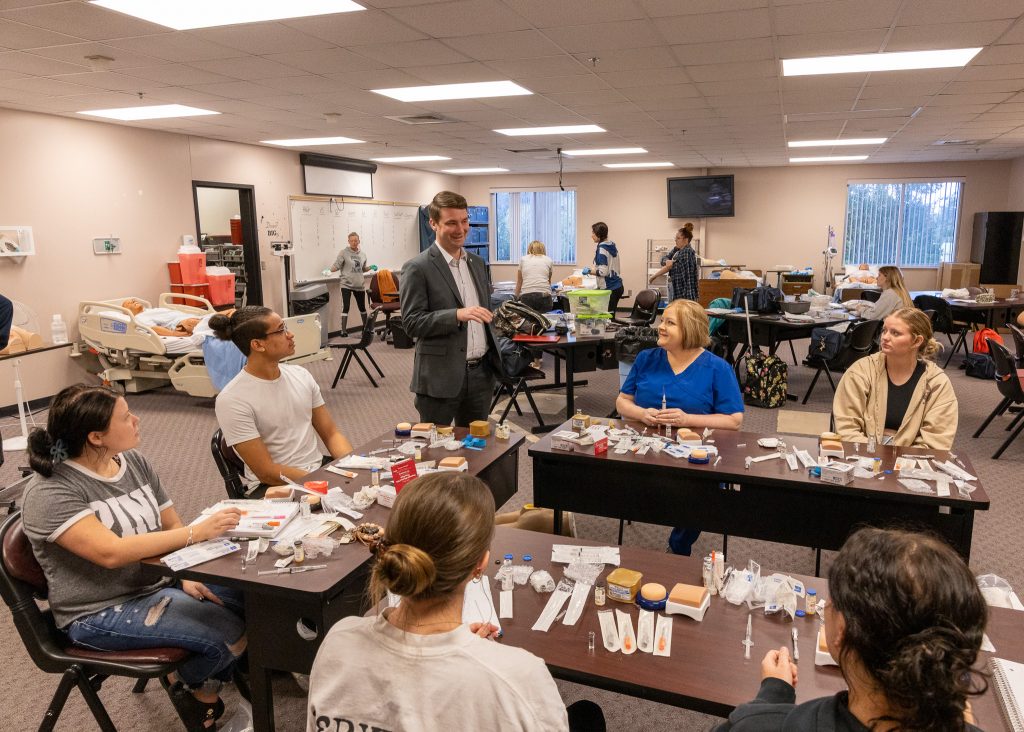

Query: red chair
left=0, top=511, right=189, bottom=731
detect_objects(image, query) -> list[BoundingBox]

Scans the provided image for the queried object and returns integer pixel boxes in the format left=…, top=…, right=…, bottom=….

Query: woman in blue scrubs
left=615, top=299, right=743, bottom=554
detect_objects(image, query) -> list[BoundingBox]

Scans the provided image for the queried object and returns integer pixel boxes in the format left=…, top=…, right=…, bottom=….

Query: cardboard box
left=938, top=262, right=980, bottom=289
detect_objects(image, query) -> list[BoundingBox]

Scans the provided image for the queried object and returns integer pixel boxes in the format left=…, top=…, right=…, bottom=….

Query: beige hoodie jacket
left=832, top=352, right=958, bottom=450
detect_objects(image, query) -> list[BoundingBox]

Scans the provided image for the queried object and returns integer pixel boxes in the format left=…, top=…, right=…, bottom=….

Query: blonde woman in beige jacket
left=833, top=308, right=958, bottom=450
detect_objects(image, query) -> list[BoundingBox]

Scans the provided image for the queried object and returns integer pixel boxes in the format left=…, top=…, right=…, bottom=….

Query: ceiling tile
left=22, top=40, right=159, bottom=70
left=265, top=48, right=389, bottom=74
left=385, top=0, right=532, bottom=37
left=599, top=67, right=692, bottom=89
left=192, top=22, right=334, bottom=56
left=543, top=20, right=666, bottom=54
left=670, top=38, right=774, bottom=66
left=573, top=47, right=677, bottom=73
left=324, top=67, right=426, bottom=89
left=407, top=61, right=512, bottom=84
left=108, top=33, right=242, bottom=63
left=486, top=55, right=588, bottom=78
left=775, top=29, right=887, bottom=57
left=55, top=70, right=171, bottom=92
left=887, top=20, right=1014, bottom=51
left=653, top=9, right=772, bottom=44
left=185, top=80, right=285, bottom=100
left=189, top=56, right=304, bottom=81
left=639, top=0, right=768, bottom=16
left=686, top=60, right=776, bottom=83
left=0, top=49, right=85, bottom=74
left=698, top=78, right=779, bottom=96
left=124, top=64, right=235, bottom=86
left=354, top=39, right=471, bottom=67
left=772, top=0, right=901, bottom=35
left=282, top=9, right=427, bottom=46
left=455, top=30, right=565, bottom=62
left=515, top=74, right=609, bottom=94
left=256, top=75, right=349, bottom=95
left=0, top=19, right=83, bottom=49
left=502, top=0, right=645, bottom=27
left=898, top=0, right=1024, bottom=24
left=0, top=2, right=166, bottom=41
left=0, top=74, right=93, bottom=95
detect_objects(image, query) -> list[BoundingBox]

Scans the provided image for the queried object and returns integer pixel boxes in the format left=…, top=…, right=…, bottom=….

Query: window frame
left=842, top=177, right=965, bottom=270
left=489, top=186, right=578, bottom=265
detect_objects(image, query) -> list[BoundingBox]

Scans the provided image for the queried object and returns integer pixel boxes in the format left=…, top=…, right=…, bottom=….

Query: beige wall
left=0, top=107, right=456, bottom=408
left=460, top=160, right=1012, bottom=299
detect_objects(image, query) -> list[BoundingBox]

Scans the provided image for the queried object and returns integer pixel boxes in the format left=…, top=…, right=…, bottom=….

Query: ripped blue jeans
left=66, top=582, right=245, bottom=688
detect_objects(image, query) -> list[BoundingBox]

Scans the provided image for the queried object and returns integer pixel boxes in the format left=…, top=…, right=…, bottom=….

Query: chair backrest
left=211, top=429, right=248, bottom=500
left=989, top=340, right=1024, bottom=400
left=356, top=308, right=382, bottom=347
left=859, top=290, right=882, bottom=303
left=0, top=512, right=68, bottom=674
left=1007, top=323, right=1024, bottom=365
left=829, top=319, right=882, bottom=369
left=913, top=295, right=952, bottom=332
left=629, top=288, right=661, bottom=325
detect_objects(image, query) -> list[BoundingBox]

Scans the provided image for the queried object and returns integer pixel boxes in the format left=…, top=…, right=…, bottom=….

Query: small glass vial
left=702, top=556, right=715, bottom=595
left=867, top=434, right=876, bottom=453
left=293, top=540, right=305, bottom=565
left=587, top=630, right=596, bottom=653
left=371, top=468, right=380, bottom=487
left=414, top=444, right=422, bottom=461
left=805, top=588, right=817, bottom=615
left=299, top=496, right=312, bottom=519
left=594, top=580, right=606, bottom=607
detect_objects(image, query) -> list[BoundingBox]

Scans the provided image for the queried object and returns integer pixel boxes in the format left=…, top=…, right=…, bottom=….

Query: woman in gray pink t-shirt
left=23, top=384, right=245, bottom=731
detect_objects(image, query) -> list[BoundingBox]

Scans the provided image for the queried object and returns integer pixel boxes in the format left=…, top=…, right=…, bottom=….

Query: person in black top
left=716, top=527, right=987, bottom=732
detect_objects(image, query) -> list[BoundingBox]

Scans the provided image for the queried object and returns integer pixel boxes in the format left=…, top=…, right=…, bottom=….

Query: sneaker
left=339, top=329, right=348, bottom=338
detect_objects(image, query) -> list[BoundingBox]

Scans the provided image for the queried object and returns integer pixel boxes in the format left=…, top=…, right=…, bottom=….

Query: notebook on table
left=991, top=657, right=1024, bottom=731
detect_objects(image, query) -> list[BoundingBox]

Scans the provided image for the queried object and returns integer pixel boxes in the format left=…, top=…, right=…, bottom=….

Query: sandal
left=164, top=680, right=224, bottom=731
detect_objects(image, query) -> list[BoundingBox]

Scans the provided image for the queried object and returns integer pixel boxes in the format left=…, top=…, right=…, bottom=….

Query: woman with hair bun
left=833, top=307, right=957, bottom=449
left=649, top=223, right=699, bottom=302
left=307, top=472, right=604, bottom=732
left=717, top=526, right=987, bottom=731
left=22, top=384, right=246, bottom=731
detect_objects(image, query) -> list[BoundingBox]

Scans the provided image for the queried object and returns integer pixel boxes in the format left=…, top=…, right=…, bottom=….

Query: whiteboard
left=288, top=197, right=421, bottom=284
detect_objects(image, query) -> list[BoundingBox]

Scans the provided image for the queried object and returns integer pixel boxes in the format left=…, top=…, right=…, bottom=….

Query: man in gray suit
left=400, top=191, right=500, bottom=425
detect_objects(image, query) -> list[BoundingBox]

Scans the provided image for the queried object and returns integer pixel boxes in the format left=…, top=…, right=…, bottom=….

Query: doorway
left=191, top=181, right=263, bottom=307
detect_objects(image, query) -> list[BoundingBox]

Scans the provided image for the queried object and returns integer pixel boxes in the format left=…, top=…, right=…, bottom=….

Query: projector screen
left=303, top=164, right=373, bottom=198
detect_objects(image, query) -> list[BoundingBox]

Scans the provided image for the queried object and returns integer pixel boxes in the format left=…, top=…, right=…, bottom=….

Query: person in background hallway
left=23, top=384, right=246, bottom=731
left=649, top=223, right=698, bottom=302
left=583, top=222, right=624, bottom=314
left=324, top=232, right=375, bottom=337
left=833, top=308, right=957, bottom=450
left=400, top=191, right=500, bottom=426
left=716, top=527, right=986, bottom=732
left=516, top=239, right=554, bottom=313
left=307, top=471, right=605, bottom=732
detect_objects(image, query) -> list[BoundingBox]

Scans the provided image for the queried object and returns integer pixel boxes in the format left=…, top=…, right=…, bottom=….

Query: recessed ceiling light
left=442, top=168, right=509, bottom=174
left=603, top=162, right=673, bottom=169
left=790, top=155, right=869, bottom=163
left=370, top=155, right=451, bottom=163
left=782, top=48, right=981, bottom=76
left=78, top=104, right=218, bottom=120
left=495, top=125, right=605, bottom=136
left=788, top=138, right=886, bottom=148
left=262, top=136, right=364, bottom=146
left=372, top=81, right=531, bottom=102
left=90, top=0, right=363, bottom=30
left=562, top=147, right=647, bottom=156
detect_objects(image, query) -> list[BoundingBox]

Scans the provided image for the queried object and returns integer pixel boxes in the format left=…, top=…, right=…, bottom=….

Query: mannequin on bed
left=120, top=300, right=231, bottom=337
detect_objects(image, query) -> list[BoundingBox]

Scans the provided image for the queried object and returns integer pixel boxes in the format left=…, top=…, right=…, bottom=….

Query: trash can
left=289, top=283, right=329, bottom=347
left=389, top=316, right=415, bottom=349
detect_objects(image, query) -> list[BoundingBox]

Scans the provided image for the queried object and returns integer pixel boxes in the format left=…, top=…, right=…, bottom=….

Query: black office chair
left=859, top=290, right=882, bottom=303
left=973, top=340, right=1024, bottom=459
left=0, top=512, right=189, bottom=732
left=913, top=295, right=971, bottom=368
left=211, top=428, right=250, bottom=500
left=1007, top=323, right=1024, bottom=369
left=802, top=319, right=882, bottom=404
left=329, top=308, right=385, bottom=388
left=612, top=288, right=660, bottom=327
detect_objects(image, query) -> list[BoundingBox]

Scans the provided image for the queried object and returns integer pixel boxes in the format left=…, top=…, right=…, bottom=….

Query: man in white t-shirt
left=214, top=306, right=352, bottom=496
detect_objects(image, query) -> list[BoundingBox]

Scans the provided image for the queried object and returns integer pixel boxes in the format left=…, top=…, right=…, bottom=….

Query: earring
left=471, top=569, right=482, bottom=583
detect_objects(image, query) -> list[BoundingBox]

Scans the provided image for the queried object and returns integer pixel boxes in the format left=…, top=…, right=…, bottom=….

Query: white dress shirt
left=434, top=242, right=488, bottom=361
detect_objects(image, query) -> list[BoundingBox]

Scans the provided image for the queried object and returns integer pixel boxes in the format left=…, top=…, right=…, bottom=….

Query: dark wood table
left=145, top=426, right=523, bottom=732
left=493, top=525, right=1022, bottom=729
left=714, top=310, right=857, bottom=367
left=530, top=420, right=989, bottom=566
left=912, top=290, right=1024, bottom=330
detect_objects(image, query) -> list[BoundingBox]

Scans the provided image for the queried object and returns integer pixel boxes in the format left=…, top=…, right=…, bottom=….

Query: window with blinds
left=491, top=189, right=576, bottom=264
left=843, top=180, right=962, bottom=267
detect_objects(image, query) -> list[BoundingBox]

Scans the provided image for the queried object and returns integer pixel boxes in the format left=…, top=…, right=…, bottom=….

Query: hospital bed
left=74, top=294, right=330, bottom=397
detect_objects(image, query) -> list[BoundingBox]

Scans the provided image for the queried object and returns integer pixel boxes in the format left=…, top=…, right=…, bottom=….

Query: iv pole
left=3, top=359, right=31, bottom=451
left=822, top=226, right=838, bottom=295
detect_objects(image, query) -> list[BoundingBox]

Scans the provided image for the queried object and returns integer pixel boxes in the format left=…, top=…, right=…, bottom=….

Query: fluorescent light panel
left=262, top=136, right=364, bottom=146
left=442, top=168, right=508, bottom=174
left=788, top=138, right=886, bottom=148
left=562, top=147, right=647, bottom=156
left=603, top=162, right=673, bottom=169
left=790, top=155, right=869, bottom=163
left=783, top=48, right=981, bottom=76
left=90, top=0, right=363, bottom=30
left=373, top=81, right=530, bottom=102
left=495, top=125, right=604, bottom=136
left=78, top=104, right=218, bottom=120
left=371, top=155, right=450, bottom=163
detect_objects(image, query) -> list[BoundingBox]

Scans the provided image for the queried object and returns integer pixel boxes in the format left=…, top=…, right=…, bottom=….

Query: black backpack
left=963, top=352, right=995, bottom=380
left=492, top=300, right=552, bottom=338
left=731, top=286, right=783, bottom=315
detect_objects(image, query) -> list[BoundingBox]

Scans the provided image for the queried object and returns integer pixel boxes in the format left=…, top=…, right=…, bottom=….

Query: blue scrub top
left=621, top=347, right=744, bottom=416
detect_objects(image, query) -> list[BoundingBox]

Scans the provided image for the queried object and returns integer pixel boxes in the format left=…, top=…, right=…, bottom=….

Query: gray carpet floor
left=0, top=335, right=1020, bottom=731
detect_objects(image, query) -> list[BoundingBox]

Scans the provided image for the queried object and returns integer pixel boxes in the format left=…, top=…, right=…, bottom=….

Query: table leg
left=553, top=508, right=563, bottom=535
left=564, top=347, right=576, bottom=418
left=248, top=651, right=275, bottom=732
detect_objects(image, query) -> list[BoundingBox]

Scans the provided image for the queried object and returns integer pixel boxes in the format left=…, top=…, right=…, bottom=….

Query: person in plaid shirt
left=650, top=223, right=698, bottom=301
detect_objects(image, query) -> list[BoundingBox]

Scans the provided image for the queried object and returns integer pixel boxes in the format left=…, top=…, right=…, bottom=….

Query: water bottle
left=50, top=314, right=68, bottom=345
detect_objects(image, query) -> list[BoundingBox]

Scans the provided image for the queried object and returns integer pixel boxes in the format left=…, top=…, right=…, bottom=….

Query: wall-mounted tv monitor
left=667, top=175, right=735, bottom=218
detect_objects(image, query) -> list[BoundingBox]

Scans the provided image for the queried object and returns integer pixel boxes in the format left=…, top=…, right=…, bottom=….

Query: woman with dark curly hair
left=716, top=527, right=987, bottom=731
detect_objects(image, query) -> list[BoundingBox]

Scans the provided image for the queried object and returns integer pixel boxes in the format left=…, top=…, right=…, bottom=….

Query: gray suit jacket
left=399, top=244, right=499, bottom=398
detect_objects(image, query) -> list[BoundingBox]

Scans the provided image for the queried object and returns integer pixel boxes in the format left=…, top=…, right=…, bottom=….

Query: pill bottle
left=293, top=540, right=305, bottom=565
left=805, top=588, right=817, bottom=615
left=371, top=468, right=380, bottom=487
left=594, top=580, right=607, bottom=607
